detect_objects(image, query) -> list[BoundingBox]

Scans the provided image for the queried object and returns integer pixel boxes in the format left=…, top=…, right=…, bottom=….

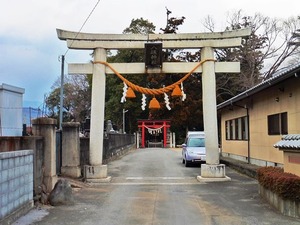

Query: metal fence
left=80, top=133, right=135, bottom=173
left=103, top=133, right=135, bottom=160
left=22, top=107, right=43, bottom=126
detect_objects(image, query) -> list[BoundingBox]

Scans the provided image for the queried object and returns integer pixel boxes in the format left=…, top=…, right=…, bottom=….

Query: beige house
left=217, top=63, right=300, bottom=176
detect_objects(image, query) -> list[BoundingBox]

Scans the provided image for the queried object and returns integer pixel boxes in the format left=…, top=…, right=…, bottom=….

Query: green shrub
left=257, top=167, right=300, bottom=202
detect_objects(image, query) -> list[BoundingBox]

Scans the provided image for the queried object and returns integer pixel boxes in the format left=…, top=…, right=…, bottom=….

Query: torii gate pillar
left=84, top=48, right=111, bottom=182
left=197, top=47, right=230, bottom=182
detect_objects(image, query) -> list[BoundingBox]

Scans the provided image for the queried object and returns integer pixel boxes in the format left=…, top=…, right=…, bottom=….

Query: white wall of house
left=0, top=83, right=25, bottom=136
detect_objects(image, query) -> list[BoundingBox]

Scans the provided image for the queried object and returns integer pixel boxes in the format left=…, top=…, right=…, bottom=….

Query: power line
left=64, top=0, right=102, bottom=56
left=59, top=0, right=101, bottom=129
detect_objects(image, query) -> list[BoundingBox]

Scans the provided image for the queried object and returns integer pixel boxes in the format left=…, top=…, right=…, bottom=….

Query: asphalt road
left=14, top=148, right=300, bottom=225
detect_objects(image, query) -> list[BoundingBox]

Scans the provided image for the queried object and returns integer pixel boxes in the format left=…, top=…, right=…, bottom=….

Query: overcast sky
left=0, top=0, right=299, bottom=107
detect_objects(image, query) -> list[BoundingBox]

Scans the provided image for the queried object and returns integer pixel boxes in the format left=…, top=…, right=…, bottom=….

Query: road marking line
left=125, top=177, right=196, bottom=180
left=98, top=182, right=203, bottom=186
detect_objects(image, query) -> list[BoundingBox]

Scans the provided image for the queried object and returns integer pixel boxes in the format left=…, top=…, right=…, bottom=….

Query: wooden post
left=163, top=121, right=167, bottom=148
left=142, top=122, right=145, bottom=148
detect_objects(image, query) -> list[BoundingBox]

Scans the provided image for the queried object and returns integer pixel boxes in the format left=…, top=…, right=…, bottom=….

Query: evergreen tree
left=105, top=18, right=155, bottom=133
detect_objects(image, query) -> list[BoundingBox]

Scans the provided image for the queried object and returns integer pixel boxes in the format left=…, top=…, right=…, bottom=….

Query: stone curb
left=220, top=156, right=260, bottom=179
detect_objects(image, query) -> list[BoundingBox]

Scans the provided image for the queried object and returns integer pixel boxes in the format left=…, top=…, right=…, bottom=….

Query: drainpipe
left=246, top=107, right=250, bottom=164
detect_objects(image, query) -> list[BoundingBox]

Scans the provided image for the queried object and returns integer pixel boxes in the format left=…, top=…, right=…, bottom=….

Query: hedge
left=257, top=167, right=300, bottom=202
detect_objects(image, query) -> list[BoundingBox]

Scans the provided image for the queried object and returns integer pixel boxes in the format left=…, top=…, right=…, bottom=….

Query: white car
left=182, top=133, right=206, bottom=167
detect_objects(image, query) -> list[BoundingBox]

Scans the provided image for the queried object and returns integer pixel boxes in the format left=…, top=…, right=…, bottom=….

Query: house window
left=225, top=116, right=248, bottom=140
left=242, top=117, right=248, bottom=140
left=235, top=118, right=239, bottom=140
left=281, top=112, right=288, bottom=134
left=268, top=112, right=288, bottom=135
left=225, top=121, right=230, bottom=140
left=230, top=120, right=234, bottom=140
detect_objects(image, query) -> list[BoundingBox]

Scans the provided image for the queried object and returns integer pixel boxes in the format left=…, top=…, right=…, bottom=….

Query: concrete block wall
left=0, top=150, right=34, bottom=223
left=0, top=136, right=44, bottom=198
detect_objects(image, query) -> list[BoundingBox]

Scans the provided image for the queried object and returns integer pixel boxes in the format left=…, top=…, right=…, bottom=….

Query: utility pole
left=59, top=55, right=65, bottom=130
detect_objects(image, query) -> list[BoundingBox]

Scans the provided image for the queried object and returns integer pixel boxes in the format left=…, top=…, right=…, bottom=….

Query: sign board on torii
left=57, top=28, right=251, bottom=182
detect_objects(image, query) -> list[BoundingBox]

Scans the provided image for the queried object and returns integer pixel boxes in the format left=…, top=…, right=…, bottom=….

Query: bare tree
left=263, top=16, right=300, bottom=78
left=202, top=10, right=300, bottom=102
left=45, top=74, right=91, bottom=123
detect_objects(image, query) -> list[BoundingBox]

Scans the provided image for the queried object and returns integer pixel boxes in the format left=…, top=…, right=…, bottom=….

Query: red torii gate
left=138, top=120, right=170, bottom=148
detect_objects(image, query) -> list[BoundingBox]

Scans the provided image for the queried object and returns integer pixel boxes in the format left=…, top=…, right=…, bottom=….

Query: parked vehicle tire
left=185, top=158, right=190, bottom=167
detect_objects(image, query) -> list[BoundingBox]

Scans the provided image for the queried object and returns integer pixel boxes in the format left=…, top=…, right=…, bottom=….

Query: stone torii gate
left=57, top=28, right=250, bottom=182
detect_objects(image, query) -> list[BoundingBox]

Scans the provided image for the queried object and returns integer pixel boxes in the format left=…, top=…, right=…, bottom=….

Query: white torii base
left=197, top=164, right=231, bottom=182
left=84, top=165, right=112, bottom=183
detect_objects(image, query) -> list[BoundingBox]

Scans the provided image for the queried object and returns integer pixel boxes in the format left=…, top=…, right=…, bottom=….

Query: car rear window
left=187, top=137, right=205, bottom=147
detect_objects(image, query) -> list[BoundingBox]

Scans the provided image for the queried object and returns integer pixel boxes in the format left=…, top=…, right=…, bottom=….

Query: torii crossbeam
left=57, top=28, right=251, bottom=182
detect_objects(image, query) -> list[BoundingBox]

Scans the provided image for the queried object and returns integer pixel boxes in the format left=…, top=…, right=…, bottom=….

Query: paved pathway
left=14, top=148, right=300, bottom=225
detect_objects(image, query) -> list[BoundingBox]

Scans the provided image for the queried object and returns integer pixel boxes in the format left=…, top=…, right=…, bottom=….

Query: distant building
left=0, top=83, right=25, bottom=136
